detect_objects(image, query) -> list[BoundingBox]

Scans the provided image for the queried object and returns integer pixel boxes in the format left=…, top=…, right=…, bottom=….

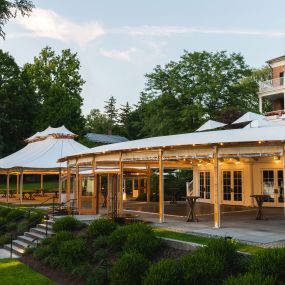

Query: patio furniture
left=22, top=190, right=37, bottom=200
left=250, top=194, right=271, bottom=220
left=0, top=189, right=16, bottom=198
left=185, top=195, right=200, bottom=222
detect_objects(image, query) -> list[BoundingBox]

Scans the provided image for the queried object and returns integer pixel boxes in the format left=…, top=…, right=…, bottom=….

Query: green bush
left=86, top=267, right=109, bottom=285
left=28, top=211, right=44, bottom=226
left=0, top=207, right=11, bottom=217
left=0, top=217, right=7, bottom=232
left=204, top=238, right=240, bottom=275
left=223, top=273, right=277, bottom=285
left=49, top=231, right=74, bottom=253
left=17, top=221, right=29, bottom=234
left=58, top=239, right=88, bottom=268
left=0, top=233, right=10, bottom=246
left=89, top=219, right=117, bottom=238
left=250, top=248, right=285, bottom=282
left=24, top=246, right=35, bottom=256
left=123, top=232, right=161, bottom=258
left=33, top=247, right=50, bottom=260
left=93, top=235, right=109, bottom=250
left=110, top=252, right=149, bottom=285
left=6, top=222, right=17, bottom=231
left=6, top=209, right=25, bottom=222
left=93, top=249, right=108, bottom=263
left=71, top=263, right=90, bottom=278
left=180, top=250, right=225, bottom=285
left=53, top=216, right=84, bottom=232
left=144, top=258, right=183, bottom=285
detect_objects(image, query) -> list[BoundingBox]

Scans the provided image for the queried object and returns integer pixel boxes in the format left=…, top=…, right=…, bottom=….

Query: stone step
left=30, top=227, right=53, bottom=237
left=37, top=223, right=53, bottom=231
left=0, top=248, right=19, bottom=258
left=4, top=244, right=25, bottom=256
left=18, top=235, right=36, bottom=245
left=12, top=239, right=30, bottom=250
left=24, top=231, right=47, bottom=240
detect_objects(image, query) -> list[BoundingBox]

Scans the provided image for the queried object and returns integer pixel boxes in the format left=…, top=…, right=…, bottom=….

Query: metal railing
left=259, top=77, right=285, bottom=93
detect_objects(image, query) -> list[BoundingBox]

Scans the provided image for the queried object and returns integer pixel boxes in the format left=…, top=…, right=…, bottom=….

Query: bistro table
left=22, top=190, right=36, bottom=200
left=250, top=194, right=271, bottom=220
left=184, top=195, right=200, bottom=222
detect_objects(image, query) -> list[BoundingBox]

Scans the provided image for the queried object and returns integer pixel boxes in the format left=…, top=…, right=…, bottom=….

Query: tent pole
left=20, top=171, right=23, bottom=205
left=76, top=162, right=79, bottom=213
left=213, top=146, right=221, bottom=228
left=147, top=166, right=151, bottom=202
left=6, top=173, right=10, bottom=203
left=66, top=163, right=71, bottom=209
left=58, top=168, right=62, bottom=204
left=16, top=173, right=19, bottom=196
left=159, top=149, right=164, bottom=223
left=40, top=174, right=44, bottom=196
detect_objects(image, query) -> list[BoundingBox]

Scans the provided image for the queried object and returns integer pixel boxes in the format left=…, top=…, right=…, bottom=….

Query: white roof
left=196, top=120, right=226, bottom=132
left=0, top=136, right=88, bottom=170
left=232, top=112, right=265, bottom=124
left=59, top=123, right=285, bottom=160
left=25, top=126, right=76, bottom=143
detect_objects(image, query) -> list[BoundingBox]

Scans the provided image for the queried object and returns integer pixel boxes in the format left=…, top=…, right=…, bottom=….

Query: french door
left=199, top=172, right=210, bottom=200
left=222, top=171, right=243, bottom=203
left=79, top=175, right=98, bottom=214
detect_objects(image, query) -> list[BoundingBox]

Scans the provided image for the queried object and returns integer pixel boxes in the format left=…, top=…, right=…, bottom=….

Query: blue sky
left=1, top=0, right=285, bottom=114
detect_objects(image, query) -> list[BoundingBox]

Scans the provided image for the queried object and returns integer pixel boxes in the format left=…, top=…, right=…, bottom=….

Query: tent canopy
left=0, top=127, right=88, bottom=172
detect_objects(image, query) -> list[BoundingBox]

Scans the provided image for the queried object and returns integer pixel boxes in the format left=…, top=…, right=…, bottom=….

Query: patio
left=122, top=200, right=285, bottom=245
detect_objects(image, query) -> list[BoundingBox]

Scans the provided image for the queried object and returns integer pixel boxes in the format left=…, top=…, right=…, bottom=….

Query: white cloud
left=114, top=25, right=285, bottom=38
left=99, top=48, right=136, bottom=61
left=13, top=8, right=105, bottom=46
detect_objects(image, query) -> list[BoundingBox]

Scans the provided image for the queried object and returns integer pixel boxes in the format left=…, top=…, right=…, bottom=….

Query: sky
left=1, top=0, right=285, bottom=115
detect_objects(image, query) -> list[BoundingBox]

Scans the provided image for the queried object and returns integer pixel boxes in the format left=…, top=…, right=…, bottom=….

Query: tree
left=23, top=47, right=85, bottom=135
left=85, top=108, right=110, bottom=134
left=0, top=49, right=38, bottom=156
left=131, top=50, right=259, bottom=136
left=104, top=96, right=118, bottom=132
left=0, top=0, right=34, bottom=39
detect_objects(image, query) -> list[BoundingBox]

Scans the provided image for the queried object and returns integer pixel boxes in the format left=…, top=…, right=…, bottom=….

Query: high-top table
left=184, top=195, right=200, bottom=222
left=250, top=194, right=271, bottom=220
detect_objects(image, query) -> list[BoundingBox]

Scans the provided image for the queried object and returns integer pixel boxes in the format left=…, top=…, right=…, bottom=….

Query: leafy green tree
left=0, top=49, right=38, bottom=156
left=85, top=108, right=110, bottom=134
left=23, top=47, right=85, bottom=135
left=0, top=0, right=34, bottom=39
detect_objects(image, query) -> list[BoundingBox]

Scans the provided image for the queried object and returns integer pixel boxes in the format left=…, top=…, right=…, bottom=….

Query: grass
left=154, top=227, right=264, bottom=254
left=0, top=258, right=55, bottom=285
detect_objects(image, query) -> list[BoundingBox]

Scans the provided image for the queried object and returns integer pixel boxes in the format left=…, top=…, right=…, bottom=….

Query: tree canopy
left=0, top=0, right=34, bottom=39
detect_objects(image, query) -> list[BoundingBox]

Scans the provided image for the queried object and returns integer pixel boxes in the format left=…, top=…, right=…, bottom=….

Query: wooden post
left=6, top=173, right=10, bottom=203
left=283, top=145, right=285, bottom=217
left=58, top=168, right=62, bottom=204
left=20, top=171, right=23, bottom=205
left=92, top=156, right=98, bottom=214
left=118, top=153, right=123, bottom=216
left=159, top=149, right=164, bottom=223
left=66, top=163, right=71, bottom=207
left=16, top=174, right=19, bottom=196
left=147, top=167, right=151, bottom=202
left=132, top=178, right=135, bottom=197
left=107, top=174, right=111, bottom=215
left=213, top=146, right=220, bottom=228
left=40, top=174, right=44, bottom=195
left=76, top=162, right=79, bottom=212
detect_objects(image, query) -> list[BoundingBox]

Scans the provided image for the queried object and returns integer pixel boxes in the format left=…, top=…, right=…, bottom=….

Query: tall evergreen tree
left=104, top=96, right=118, bottom=131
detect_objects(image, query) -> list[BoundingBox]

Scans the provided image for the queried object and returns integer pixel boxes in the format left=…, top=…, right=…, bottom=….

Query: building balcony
left=259, top=77, right=285, bottom=94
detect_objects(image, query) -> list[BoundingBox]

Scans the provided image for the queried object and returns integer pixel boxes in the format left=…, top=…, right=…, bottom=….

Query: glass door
left=222, top=171, right=243, bottom=203
left=199, top=172, right=210, bottom=200
left=79, top=175, right=97, bottom=214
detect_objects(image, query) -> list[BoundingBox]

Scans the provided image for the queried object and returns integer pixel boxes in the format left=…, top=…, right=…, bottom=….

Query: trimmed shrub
left=71, top=263, right=90, bottom=278
left=223, top=273, right=277, bottom=285
left=87, top=267, right=108, bottom=285
left=203, top=238, right=240, bottom=275
left=28, top=211, right=44, bottom=226
left=53, top=216, right=84, bottom=232
left=123, top=232, right=161, bottom=258
left=6, top=209, right=25, bottom=222
left=0, top=233, right=10, bottom=246
left=93, top=249, right=108, bottom=263
left=0, top=217, right=7, bottom=229
left=250, top=248, right=285, bottom=282
left=93, top=235, right=109, bottom=250
left=6, top=222, right=17, bottom=231
left=110, top=252, right=149, bottom=285
left=89, top=219, right=117, bottom=238
left=49, top=231, right=74, bottom=252
left=17, top=221, right=29, bottom=234
left=0, top=207, right=11, bottom=217
left=33, top=247, right=50, bottom=260
left=180, top=250, right=225, bottom=285
left=144, top=258, right=183, bottom=285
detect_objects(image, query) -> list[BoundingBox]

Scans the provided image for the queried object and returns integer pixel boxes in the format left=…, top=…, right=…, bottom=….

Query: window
left=262, top=170, right=274, bottom=202
left=223, top=171, right=243, bottom=202
left=262, top=170, right=284, bottom=203
left=199, top=172, right=210, bottom=199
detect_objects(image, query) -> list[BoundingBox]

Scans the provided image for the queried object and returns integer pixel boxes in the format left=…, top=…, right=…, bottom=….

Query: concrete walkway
left=0, top=249, right=19, bottom=259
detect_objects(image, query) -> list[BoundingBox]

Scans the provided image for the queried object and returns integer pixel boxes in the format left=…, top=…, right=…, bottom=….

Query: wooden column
left=213, top=146, right=220, bottom=228
left=6, top=173, right=10, bottom=203
left=283, top=145, right=285, bottom=217
left=16, top=174, right=19, bottom=196
left=118, top=153, right=123, bottom=216
left=20, top=171, right=23, bottom=205
left=58, top=169, right=62, bottom=204
left=107, top=174, right=111, bottom=215
left=132, top=178, right=135, bottom=197
left=66, top=163, right=71, bottom=208
left=147, top=167, right=151, bottom=202
left=76, top=162, right=79, bottom=212
left=40, top=174, right=44, bottom=195
left=159, top=149, right=164, bottom=223
left=92, top=156, right=98, bottom=214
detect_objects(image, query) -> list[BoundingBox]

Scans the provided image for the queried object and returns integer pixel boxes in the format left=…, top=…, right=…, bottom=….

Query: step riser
left=4, top=245, right=24, bottom=256
left=12, top=240, right=29, bottom=250
left=37, top=224, right=53, bottom=231
left=25, top=232, right=46, bottom=240
left=18, top=236, right=34, bottom=245
left=30, top=228, right=53, bottom=236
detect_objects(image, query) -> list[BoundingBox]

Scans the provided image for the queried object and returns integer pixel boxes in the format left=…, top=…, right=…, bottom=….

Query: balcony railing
left=259, top=77, right=285, bottom=93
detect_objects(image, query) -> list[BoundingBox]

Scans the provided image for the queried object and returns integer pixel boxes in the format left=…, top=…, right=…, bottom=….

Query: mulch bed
left=20, top=256, right=85, bottom=285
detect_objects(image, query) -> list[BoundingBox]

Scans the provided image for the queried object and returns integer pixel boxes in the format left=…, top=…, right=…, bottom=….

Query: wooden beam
left=76, top=161, right=79, bottom=212
left=20, top=171, right=23, bottom=205
left=159, top=149, right=164, bottom=223
left=213, top=146, right=220, bottom=228
left=16, top=173, right=19, bottom=195
left=118, top=153, right=123, bottom=216
left=6, top=173, right=10, bottom=203
left=40, top=174, right=44, bottom=195
left=58, top=168, right=62, bottom=204
left=66, top=163, right=71, bottom=208
left=147, top=166, right=151, bottom=202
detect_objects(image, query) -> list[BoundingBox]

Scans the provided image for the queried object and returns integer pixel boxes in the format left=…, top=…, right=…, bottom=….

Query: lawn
left=154, top=227, right=264, bottom=254
left=0, top=259, right=55, bottom=285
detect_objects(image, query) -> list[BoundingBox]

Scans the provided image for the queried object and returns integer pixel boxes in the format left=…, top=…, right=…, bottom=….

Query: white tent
left=232, top=112, right=265, bottom=124
left=196, top=120, right=226, bottom=132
